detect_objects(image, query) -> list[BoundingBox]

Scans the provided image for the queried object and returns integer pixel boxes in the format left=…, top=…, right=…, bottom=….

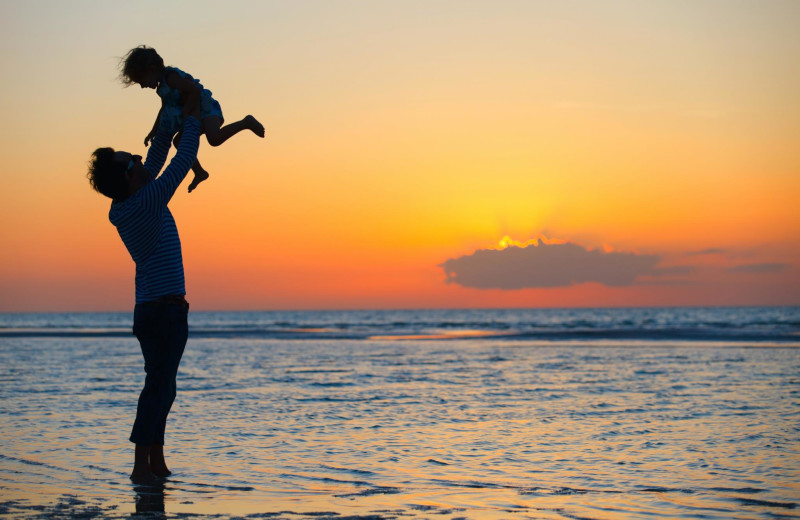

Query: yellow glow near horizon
left=495, top=236, right=571, bottom=251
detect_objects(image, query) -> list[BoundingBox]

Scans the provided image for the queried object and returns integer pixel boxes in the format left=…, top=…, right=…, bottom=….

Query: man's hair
left=87, top=148, right=129, bottom=200
left=119, top=45, right=164, bottom=86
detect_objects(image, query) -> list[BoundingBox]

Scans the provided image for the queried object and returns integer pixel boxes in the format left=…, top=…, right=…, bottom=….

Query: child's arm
left=164, top=69, right=202, bottom=120
left=144, top=102, right=164, bottom=146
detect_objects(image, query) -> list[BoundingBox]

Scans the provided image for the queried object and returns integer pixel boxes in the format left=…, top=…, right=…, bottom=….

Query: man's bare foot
left=245, top=115, right=265, bottom=138
left=188, top=169, right=209, bottom=193
left=130, top=468, right=162, bottom=486
left=148, top=444, right=171, bottom=478
left=150, top=464, right=171, bottom=478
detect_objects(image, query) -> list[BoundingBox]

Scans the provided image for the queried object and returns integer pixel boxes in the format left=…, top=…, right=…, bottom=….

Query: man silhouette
left=87, top=105, right=201, bottom=484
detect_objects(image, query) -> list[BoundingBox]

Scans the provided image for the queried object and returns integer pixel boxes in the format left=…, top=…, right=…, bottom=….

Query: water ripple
left=0, top=335, right=798, bottom=518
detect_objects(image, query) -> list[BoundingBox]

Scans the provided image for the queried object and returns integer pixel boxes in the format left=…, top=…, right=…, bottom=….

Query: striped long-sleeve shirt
left=109, top=117, right=201, bottom=303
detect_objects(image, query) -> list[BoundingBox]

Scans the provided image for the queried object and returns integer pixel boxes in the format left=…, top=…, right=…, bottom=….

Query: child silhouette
left=121, top=45, right=265, bottom=193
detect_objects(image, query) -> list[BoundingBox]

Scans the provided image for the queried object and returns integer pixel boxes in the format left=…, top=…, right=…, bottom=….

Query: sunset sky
left=1, top=0, right=798, bottom=312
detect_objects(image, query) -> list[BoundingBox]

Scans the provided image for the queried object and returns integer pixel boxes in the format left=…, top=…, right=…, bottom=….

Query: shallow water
left=2, top=306, right=799, bottom=342
left=1, top=317, right=799, bottom=518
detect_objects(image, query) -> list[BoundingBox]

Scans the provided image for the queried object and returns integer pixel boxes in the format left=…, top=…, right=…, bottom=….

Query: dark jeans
left=130, top=300, right=189, bottom=446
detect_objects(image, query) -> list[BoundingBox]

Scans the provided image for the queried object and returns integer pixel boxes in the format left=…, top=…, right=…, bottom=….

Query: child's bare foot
left=245, top=115, right=265, bottom=138
left=188, top=169, right=209, bottom=193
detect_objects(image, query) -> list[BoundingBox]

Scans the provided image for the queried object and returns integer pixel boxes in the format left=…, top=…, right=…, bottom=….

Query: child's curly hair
left=119, top=45, right=164, bottom=86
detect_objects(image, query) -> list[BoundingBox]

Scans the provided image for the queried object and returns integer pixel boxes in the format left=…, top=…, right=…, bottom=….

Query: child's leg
left=173, top=132, right=209, bottom=193
left=204, top=115, right=265, bottom=147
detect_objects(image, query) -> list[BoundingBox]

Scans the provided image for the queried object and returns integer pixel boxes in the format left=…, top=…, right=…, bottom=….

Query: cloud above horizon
left=685, top=248, right=728, bottom=257
left=441, top=240, right=661, bottom=290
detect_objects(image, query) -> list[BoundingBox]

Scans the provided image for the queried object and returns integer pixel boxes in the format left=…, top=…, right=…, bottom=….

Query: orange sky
left=1, top=1, right=798, bottom=312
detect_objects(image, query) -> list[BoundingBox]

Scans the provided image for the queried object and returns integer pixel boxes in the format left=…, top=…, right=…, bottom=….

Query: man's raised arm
left=143, top=125, right=174, bottom=180
left=140, top=117, right=201, bottom=210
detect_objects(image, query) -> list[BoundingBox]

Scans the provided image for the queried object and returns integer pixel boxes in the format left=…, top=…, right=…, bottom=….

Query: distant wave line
left=2, top=326, right=798, bottom=344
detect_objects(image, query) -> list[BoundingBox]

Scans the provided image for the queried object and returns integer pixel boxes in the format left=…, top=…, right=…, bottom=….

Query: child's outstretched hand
left=144, top=129, right=157, bottom=147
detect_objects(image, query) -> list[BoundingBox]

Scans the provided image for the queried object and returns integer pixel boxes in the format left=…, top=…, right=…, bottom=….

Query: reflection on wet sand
left=134, top=483, right=165, bottom=514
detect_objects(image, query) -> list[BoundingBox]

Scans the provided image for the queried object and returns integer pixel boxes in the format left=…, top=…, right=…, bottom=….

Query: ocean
left=1, top=307, right=798, bottom=519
